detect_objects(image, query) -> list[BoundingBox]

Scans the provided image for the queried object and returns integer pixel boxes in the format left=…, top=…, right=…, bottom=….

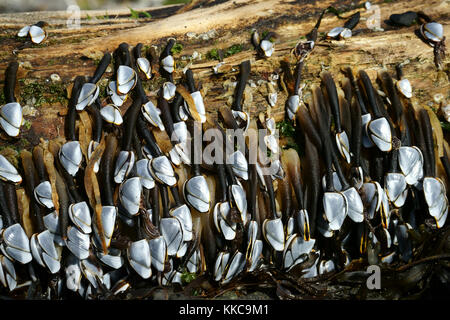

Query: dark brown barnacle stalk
left=23, top=149, right=63, bottom=273
left=303, top=134, right=319, bottom=236
left=160, top=39, right=176, bottom=80
left=116, top=43, right=137, bottom=96
left=358, top=70, right=393, bottom=152
left=0, top=180, right=32, bottom=265
left=32, top=146, right=55, bottom=210
left=219, top=107, right=249, bottom=180
left=286, top=61, right=304, bottom=121
left=311, top=85, right=347, bottom=232
left=136, top=114, right=177, bottom=187
left=244, top=163, right=263, bottom=272
left=181, top=69, right=206, bottom=124
left=1, top=61, right=23, bottom=137
left=159, top=184, right=185, bottom=259
left=47, top=143, right=70, bottom=241
left=87, top=99, right=103, bottom=173
left=262, top=174, right=284, bottom=252
left=60, top=76, right=85, bottom=177
left=113, top=95, right=140, bottom=184
left=252, top=31, right=275, bottom=58
left=91, top=134, right=118, bottom=255
left=344, top=67, right=373, bottom=148
left=213, top=160, right=237, bottom=241
left=137, top=77, right=164, bottom=132
left=183, top=120, right=211, bottom=213
left=20, top=150, right=44, bottom=232
left=418, top=108, right=448, bottom=228
left=281, top=149, right=317, bottom=270
left=416, top=12, right=445, bottom=69
left=378, top=69, right=404, bottom=126
left=17, top=21, right=48, bottom=44
left=327, top=12, right=360, bottom=40
left=230, top=61, right=251, bottom=131
left=133, top=43, right=151, bottom=80
left=143, top=190, right=168, bottom=272
left=349, top=96, right=364, bottom=189
left=321, top=71, right=351, bottom=164
left=159, top=95, right=189, bottom=166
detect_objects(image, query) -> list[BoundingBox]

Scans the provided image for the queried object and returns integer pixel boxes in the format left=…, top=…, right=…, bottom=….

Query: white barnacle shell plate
left=60, top=141, right=83, bottom=176
left=328, top=27, right=345, bottom=38
left=231, top=184, right=248, bottom=224
left=385, top=173, right=408, bottom=208
left=0, top=154, right=22, bottom=183
left=0, top=102, right=23, bottom=137
left=43, top=211, right=64, bottom=246
left=97, top=249, right=124, bottom=270
left=0, top=255, right=17, bottom=291
left=423, top=177, right=447, bottom=219
left=65, top=254, right=82, bottom=292
left=189, top=91, right=206, bottom=123
left=321, top=171, right=343, bottom=192
left=94, top=206, right=117, bottom=250
left=214, top=201, right=236, bottom=240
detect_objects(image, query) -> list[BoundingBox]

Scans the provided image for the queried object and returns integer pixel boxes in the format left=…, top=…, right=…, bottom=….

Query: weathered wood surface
left=0, top=0, right=449, bottom=150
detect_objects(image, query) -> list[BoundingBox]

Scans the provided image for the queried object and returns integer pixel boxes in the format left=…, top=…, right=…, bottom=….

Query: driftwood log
left=0, top=0, right=449, bottom=151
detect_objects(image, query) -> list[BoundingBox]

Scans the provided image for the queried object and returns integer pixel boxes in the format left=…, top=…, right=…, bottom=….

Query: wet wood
left=0, top=0, right=449, bottom=150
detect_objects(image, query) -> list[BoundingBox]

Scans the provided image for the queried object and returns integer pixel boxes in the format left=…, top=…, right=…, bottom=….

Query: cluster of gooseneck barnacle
left=0, top=6, right=447, bottom=299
